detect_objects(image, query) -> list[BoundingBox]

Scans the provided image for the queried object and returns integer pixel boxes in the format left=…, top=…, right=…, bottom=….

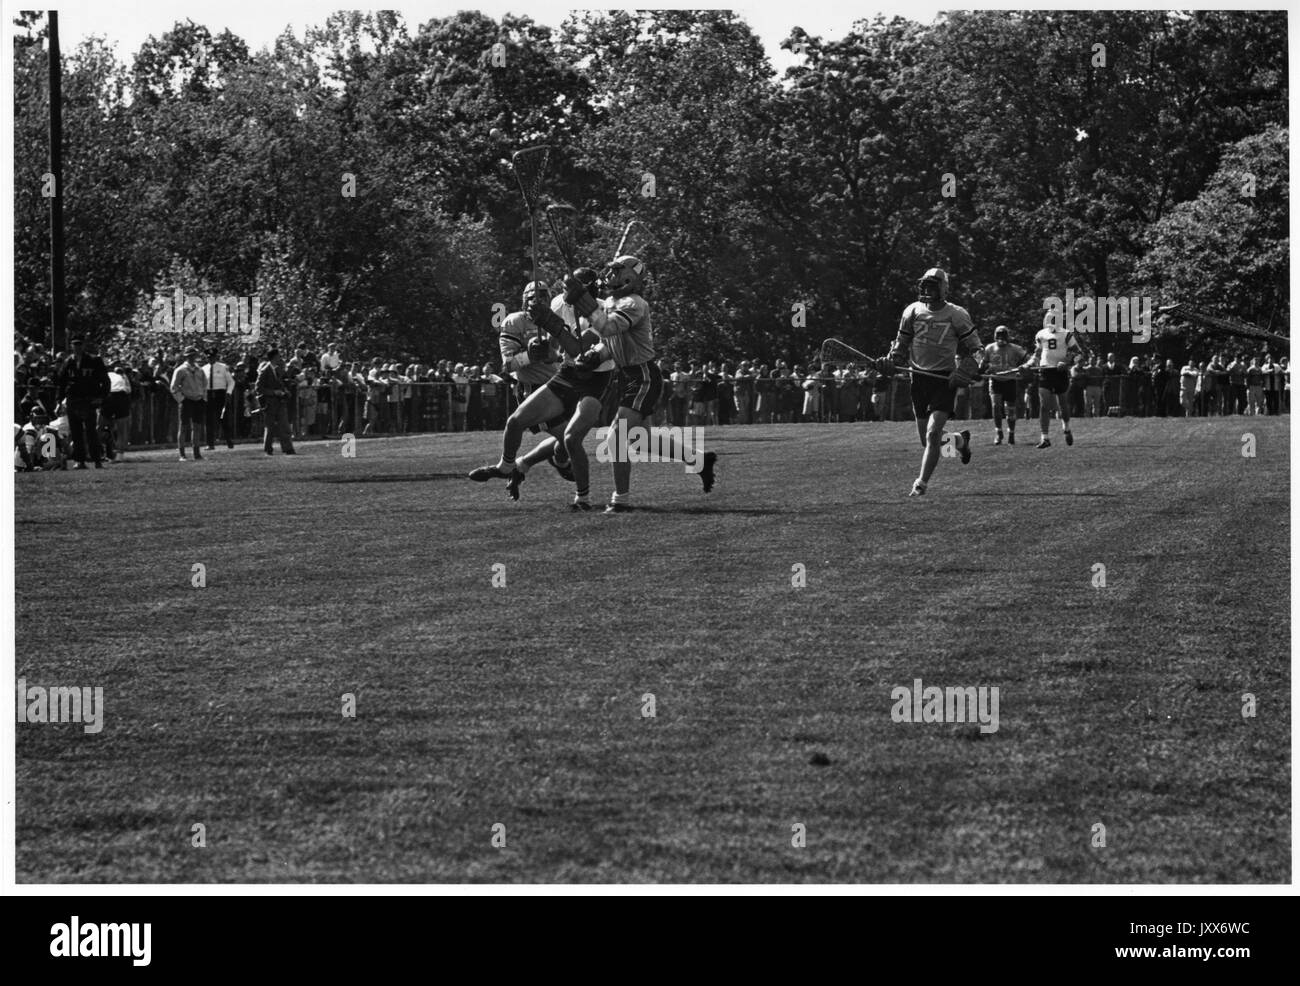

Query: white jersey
left=1033, top=327, right=1081, bottom=368
left=552, top=295, right=614, bottom=372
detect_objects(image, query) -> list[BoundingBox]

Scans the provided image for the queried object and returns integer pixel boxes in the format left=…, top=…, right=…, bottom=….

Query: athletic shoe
left=74, top=462, right=88, bottom=469
left=909, top=479, right=926, bottom=497
left=605, top=502, right=633, bottom=514
left=468, top=464, right=512, bottom=482
left=177, top=455, right=186, bottom=462
left=548, top=454, right=575, bottom=482
left=700, top=451, right=718, bottom=492
left=993, top=433, right=1003, bottom=445
left=958, top=430, right=971, bottom=465
left=1064, top=430, right=1074, bottom=446
left=1007, top=432, right=1015, bottom=445
left=571, top=500, right=593, bottom=512
left=193, top=451, right=203, bottom=461
left=94, top=460, right=104, bottom=469
left=1036, top=438, right=1051, bottom=449
left=506, top=469, right=525, bottom=502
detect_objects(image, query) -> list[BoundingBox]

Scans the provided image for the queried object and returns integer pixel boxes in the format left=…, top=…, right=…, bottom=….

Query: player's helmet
left=522, top=280, right=549, bottom=309
left=1043, top=308, right=1062, bottom=331
left=916, top=267, right=949, bottom=307
left=599, top=255, right=645, bottom=297
left=994, top=325, right=1010, bottom=342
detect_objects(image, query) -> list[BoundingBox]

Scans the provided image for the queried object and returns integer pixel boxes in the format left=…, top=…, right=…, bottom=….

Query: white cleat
left=909, top=479, right=927, bottom=497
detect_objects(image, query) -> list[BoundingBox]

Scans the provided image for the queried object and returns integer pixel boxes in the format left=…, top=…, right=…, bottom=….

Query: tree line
left=11, top=9, right=1288, bottom=366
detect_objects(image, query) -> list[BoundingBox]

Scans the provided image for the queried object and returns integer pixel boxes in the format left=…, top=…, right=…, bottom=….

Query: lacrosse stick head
left=510, top=146, right=551, bottom=211
left=545, top=203, right=579, bottom=271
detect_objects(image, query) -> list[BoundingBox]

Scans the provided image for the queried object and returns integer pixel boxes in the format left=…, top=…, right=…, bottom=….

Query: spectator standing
left=467, top=365, right=483, bottom=431
left=1080, top=355, right=1103, bottom=417
left=202, top=349, right=237, bottom=449
left=1101, top=352, right=1122, bottom=416
left=1261, top=353, right=1280, bottom=415
left=103, top=361, right=132, bottom=460
left=732, top=362, right=754, bottom=424
left=1148, top=359, right=1168, bottom=418
left=1245, top=357, right=1265, bottom=415
left=255, top=348, right=296, bottom=455
left=450, top=363, right=469, bottom=432
left=55, top=335, right=110, bottom=469
left=669, top=361, right=692, bottom=427
left=716, top=363, right=733, bottom=426
left=298, top=368, right=319, bottom=438
left=801, top=366, right=823, bottom=422
left=1208, top=353, right=1230, bottom=416
left=1179, top=360, right=1199, bottom=416
left=364, top=359, right=387, bottom=435
left=1226, top=355, right=1247, bottom=415
left=170, top=347, right=207, bottom=461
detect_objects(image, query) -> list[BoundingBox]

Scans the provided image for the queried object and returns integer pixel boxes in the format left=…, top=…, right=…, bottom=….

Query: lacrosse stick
left=511, top=145, right=551, bottom=334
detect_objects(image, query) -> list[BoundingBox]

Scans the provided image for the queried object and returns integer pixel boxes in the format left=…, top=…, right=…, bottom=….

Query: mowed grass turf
left=13, top=416, right=1290, bottom=883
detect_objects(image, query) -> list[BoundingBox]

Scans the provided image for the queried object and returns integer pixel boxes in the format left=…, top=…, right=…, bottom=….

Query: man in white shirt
left=103, top=361, right=132, bottom=461
left=202, top=349, right=237, bottom=449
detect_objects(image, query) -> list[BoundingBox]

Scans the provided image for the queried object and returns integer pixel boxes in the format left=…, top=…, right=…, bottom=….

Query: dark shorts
left=544, top=365, right=613, bottom=421
left=910, top=372, right=956, bottom=419
left=1039, top=367, right=1070, bottom=395
left=617, top=361, right=664, bottom=418
left=989, top=379, right=1017, bottom=403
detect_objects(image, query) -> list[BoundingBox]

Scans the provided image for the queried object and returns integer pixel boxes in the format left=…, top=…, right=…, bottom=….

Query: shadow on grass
left=316, top=472, right=469, bottom=484
left=632, top=505, right=804, bottom=516
left=951, top=491, right=1118, bottom=498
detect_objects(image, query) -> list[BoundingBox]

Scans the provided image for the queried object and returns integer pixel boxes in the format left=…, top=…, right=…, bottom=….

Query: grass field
left=13, top=416, right=1291, bottom=883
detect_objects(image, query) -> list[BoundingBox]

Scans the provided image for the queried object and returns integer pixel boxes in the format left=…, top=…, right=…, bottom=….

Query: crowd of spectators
left=13, top=336, right=1292, bottom=469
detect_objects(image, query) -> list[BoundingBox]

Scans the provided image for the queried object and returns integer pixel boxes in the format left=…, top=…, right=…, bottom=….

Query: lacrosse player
left=468, top=280, right=584, bottom=489
left=983, top=325, right=1026, bottom=445
left=879, top=267, right=979, bottom=497
left=571, top=255, right=717, bottom=512
left=1024, top=308, right=1083, bottom=448
left=503, top=268, right=615, bottom=509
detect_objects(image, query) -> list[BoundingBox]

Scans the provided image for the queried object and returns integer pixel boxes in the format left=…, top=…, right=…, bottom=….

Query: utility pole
left=48, top=10, right=65, bottom=351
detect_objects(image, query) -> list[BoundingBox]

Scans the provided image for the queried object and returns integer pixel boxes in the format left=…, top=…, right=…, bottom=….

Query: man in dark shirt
left=54, top=335, right=110, bottom=468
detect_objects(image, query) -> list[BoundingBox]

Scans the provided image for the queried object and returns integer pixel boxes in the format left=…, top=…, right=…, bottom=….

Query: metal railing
left=21, top=374, right=1290, bottom=450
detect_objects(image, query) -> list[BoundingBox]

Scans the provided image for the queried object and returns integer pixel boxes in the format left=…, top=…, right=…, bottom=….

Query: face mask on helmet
left=600, top=255, right=646, bottom=296
left=994, top=327, right=1010, bottom=344
left=916, top=267, right=948, bottom=307
left=521, top=281, right=550, bottom=309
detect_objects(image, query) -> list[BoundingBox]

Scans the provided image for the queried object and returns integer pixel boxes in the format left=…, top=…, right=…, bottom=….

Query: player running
left=468, top=280, right=591, bottom=494
left=982, top=325, right=1026, bottom=445
left=502, top=268, right=614, bottom=509
left=569, top=255, right=717, bottom=513
left=881, top=267, right=980, bottom=497
left=1023, top=309, right=1082, bottom=448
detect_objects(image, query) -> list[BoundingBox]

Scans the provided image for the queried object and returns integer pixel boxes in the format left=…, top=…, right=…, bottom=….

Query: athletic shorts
left=910, top=372, right=956, bottom=418
left=1038, top=367, right=1070, bottom=396
left=617, top=361, right=664, bottom=418
left=989, top=379, right=1017, bottom=403
left=543, top=365, right=613, bottom=421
